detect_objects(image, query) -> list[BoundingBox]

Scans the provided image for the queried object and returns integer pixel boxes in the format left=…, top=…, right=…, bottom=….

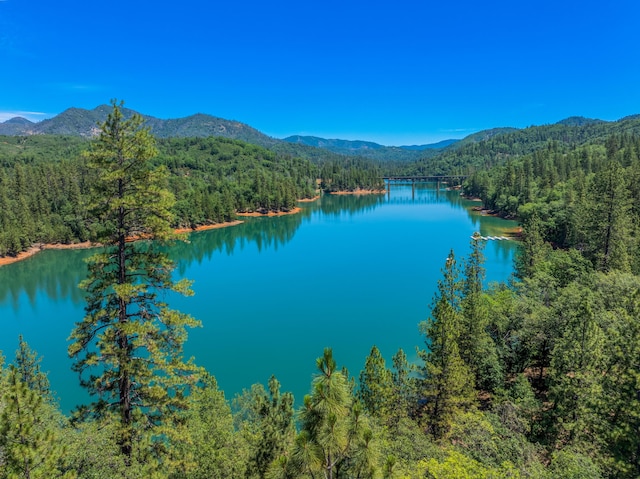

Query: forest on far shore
left=0, top=134, right=385, bottom=257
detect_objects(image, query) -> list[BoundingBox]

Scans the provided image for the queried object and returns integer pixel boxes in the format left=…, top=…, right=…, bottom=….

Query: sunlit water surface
left=0, top=184, right=518, bottom=412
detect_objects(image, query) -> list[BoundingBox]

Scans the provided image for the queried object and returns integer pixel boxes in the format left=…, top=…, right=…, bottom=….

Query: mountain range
left=0, top=105, right=278, bottom=147
left=0, top=106, right=456, bottom=161
left=2, top=106, right=639, bottom=164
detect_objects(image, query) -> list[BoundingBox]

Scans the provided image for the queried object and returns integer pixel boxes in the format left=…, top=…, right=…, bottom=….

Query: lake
left=0, top=184, right=518, bottom=412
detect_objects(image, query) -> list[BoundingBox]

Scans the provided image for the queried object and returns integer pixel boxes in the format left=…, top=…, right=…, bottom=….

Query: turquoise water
left=0, top=184, right=518, bottom=412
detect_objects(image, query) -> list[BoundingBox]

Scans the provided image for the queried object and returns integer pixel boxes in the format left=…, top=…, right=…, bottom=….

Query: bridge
left=383, top=175, right=468, bottom=183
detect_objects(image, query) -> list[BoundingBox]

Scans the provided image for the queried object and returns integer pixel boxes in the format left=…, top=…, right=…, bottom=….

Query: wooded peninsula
left=1, top=103, right=640, bottom=478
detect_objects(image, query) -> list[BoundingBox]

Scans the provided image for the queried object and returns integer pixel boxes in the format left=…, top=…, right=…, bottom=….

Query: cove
left=0, top=184, right=518, bottom=413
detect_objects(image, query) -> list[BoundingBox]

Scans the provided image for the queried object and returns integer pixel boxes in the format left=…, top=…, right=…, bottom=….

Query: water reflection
left=0, top=193, right=383, bottom=305
left=171, top=210, right=310, bottom=275
left=0, top=249, right=90, bottom=308
left=0, top=185, right=518, bottom=306
left=315, top=193, right=386, bottom=217
left=0, top=184, right=520, bottom=414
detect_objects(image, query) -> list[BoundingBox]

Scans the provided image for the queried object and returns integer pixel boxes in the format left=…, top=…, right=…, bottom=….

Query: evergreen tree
left=419, top=251, right=476, bottom=438
left=13, top=335, right=50, bottom=398
left=0, top=367, right=73, bottom=479
left=174, top=375, right=247, bottom=479
left=460, top=235, right=502, bottom=392
left=240, top=376, right=295, bottom=479
left=514, top=211, right=546, bottom=280
left=594, top=272, right=640, bottom=476
left=284, top=348, right=379, bottom=479
left=548, top=282, right=605, bottom=448
left=358, top=345, right=394, bottom=421
left=67, top=100, right=201, bottom=466
left=391, top=348, right=416, bottom=418
left=587, top=160, right=632, bottom=272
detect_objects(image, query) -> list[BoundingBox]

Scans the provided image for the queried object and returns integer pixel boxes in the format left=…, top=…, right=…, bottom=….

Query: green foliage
left=358, top=345, right=395, bottom=420
left=548, top=448, right=603, bottom=479
left=0, top=367, right=74, bottom=479
left=319, top=158, right=385, bottom=192
left=278, top=348, right=380, bottom=479
left=233, top=376, right=294, bottom=479
left=0, top=131, right=389, bottom=255
left=13, top=335, right=50, bottom=398
left=60, top=420, right=153, bottom=479
left=172, top=375, right=247, bottom=479
left=460, top=236, right=502, bottom=392
left=462, top=130, right=640, bottom=275
left=6, top=110, right=640, bottom=477
left=419, top=450, right=521, bottom=479
left=67, top=100, right=202, bottom=467
left=419, top=251, right=476, bottom=438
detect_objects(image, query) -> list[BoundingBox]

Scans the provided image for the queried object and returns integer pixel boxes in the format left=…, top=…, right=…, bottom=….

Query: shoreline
left=236, top=207, right=302, bottom=217
left=297, top=195, right=320, bottom=203
left=463, top=198, right=522, bottom=237
left=0, top=220, right=245, bottom=268
left=327, top=188, right=386, bottom=195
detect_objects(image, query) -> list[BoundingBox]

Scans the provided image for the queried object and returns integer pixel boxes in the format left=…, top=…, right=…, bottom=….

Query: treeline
left=463, top=133, right=640, bottom=274
left=0, top=135, right=385, bottom=256
left=319, top=158, right=386, bottom=192
left=395, top=115, right=640, bottom=177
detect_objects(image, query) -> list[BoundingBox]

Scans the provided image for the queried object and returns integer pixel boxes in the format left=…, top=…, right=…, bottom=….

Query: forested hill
left=283, top=135, right=458, bottom=162
left=462, top=127, right=640, bottom=268
left=0, top=134, right=384, bottom=256
left=0, top=105, right=374, bottom=164
left=400, top=115, right=640, bottom=176
left=0, top=105, right=279, bottom=146
left=7, top=106, right=640, bottom=171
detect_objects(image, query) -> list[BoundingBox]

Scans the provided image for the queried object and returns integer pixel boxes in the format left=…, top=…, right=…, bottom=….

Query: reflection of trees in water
left=171, top=210, right=310, bottom=275
left=0, top=249, right=91, bottom=308
left=315, top=193, right=386, bottom=216
left=0, top=211, right=312, bottom=306
left=385, top=183, right=466, bottom=207
left=388, top=184, right=520, bottom=236
left=173, top=195, right=389, bottom=272
left=0, top=190, right=516, bottom=306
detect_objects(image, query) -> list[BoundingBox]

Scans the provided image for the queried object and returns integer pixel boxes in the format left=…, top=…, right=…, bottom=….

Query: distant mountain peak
left=555, top=116, right=604, bottom=127
left=4, top=117, right=34, bottom=125
left=399, top=139, right=459, bottom=151
left=0, top=116, right=37, bottom=135
left=0, top=105, right=277, bottom=146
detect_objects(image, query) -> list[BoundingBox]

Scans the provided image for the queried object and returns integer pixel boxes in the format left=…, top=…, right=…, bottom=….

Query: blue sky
left=1, top=0, right=640, bottom=145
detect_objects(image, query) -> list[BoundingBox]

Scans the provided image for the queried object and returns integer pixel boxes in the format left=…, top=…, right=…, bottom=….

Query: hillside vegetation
left=0, top=134, right=383, bottom=256
left=398, top=115, right=640, bottom=176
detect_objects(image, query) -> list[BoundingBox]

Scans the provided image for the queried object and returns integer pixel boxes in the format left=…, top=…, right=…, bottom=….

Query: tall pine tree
left=419, top=250, right=475, bottom=438
left=68, top=100, right=201, bottom=466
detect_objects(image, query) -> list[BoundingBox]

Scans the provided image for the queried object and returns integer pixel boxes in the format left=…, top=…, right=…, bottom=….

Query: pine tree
left=175, top=374, right=247, bottom=479
left=587, top=160, right=632, bottom=272
left=0, top=366, right=73, bottom=479
left=358, top=345, right=394, bottom=420
left=285, top=348, right=379, bottom=479
left=515, top=212, right=546, bottom=280
left=460, top=235, right=502, bottom=392
left=13, top=335, right=50, bottom=398
left=391, top=348, right=416, bottom=418
left=246, top=376, right=295, bottom=479
left=549, top=282, right=605, bottom=447
left=67, top=100, right=201, bottom=466
left=419, top=251, right=476, bottom=438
